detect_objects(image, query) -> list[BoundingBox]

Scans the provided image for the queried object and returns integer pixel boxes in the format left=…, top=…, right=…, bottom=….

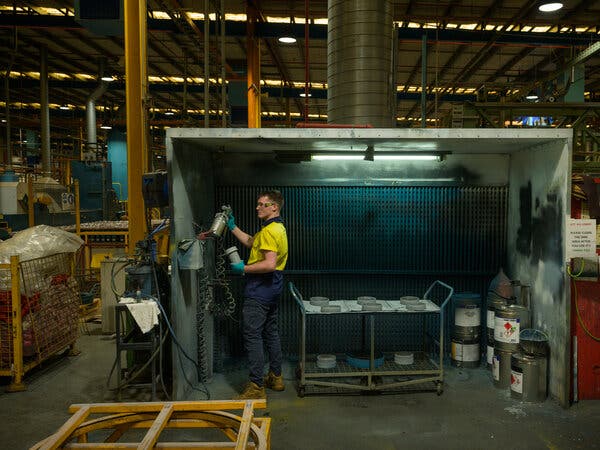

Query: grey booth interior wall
left=507, top=137, right=572, bottom=408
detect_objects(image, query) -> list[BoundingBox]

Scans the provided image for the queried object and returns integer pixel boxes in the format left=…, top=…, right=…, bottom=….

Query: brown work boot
left=235, top=381, right=266, bottom=399
left=264, top=371, right=285, bottom=391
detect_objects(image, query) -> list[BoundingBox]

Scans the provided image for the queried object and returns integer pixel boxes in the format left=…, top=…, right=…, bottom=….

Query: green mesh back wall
left=212, top=186, right=507, bottom=367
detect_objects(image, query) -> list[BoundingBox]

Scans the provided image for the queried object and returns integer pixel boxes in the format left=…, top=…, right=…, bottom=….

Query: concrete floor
left=2, top=323, right=600, bottom=450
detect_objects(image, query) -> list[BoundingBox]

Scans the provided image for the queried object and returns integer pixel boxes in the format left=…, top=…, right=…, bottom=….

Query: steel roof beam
left=1, top=15, right=598, bottom=47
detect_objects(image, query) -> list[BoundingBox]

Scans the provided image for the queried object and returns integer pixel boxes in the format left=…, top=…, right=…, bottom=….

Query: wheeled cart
left=289, top=280, right=454, bottom=397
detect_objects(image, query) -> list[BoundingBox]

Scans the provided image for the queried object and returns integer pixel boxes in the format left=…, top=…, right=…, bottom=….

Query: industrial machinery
left=0, top=161, right=118, bottom=232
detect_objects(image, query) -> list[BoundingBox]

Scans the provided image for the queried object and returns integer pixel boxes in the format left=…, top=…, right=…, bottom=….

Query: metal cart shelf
left=289, top=280, right=454, bottom=397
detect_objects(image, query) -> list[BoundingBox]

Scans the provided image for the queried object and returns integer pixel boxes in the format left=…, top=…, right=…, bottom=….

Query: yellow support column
left=247, top=3, right=261, bottom=128
left=124, top=0, right=148, bottom=254
left=6, top=255, right=26, bottom=392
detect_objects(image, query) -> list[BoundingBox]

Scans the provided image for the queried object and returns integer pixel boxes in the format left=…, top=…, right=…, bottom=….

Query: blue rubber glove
left=227, top=213, right=236, bottom=231
left=231, top=261, right=245, bottom=275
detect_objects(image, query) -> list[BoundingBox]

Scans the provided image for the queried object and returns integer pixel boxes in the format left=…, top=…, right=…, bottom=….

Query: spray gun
left=198, top=205, right=232, bottom=240
left=197, top=204, right=241, bottom=264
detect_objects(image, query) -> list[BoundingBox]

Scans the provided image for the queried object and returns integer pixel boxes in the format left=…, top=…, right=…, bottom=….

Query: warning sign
left=566, top=219, right=596, bottom=259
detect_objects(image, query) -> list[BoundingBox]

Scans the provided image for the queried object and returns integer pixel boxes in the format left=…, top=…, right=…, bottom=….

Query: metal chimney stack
left=327, top=0, right=395, bottom=127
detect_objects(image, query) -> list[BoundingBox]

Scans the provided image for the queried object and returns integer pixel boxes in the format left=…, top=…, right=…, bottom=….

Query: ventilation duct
left=327, top=0, right=395, bottom=127
left=86, top=60, right=109, bottom=159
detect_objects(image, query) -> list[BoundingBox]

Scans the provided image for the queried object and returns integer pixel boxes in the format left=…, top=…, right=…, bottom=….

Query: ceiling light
left=278, top=36, right=297, bottom=44
left=164, top=110, right=175, bottom=116
left=100, top=124, right=112, bottom=130
left=299, top=92, right=312, bottom=98
left=538, top=2, right=563, bottom=12
left=101, top=75, right=115, bottom=82
left=59, top=104, right=70, bottom=110
left=525, top=92, right=539, bottom=100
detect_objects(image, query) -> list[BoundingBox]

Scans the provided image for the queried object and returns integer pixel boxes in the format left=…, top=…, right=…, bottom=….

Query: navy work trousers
left=242, top=298, right=282, bottom=386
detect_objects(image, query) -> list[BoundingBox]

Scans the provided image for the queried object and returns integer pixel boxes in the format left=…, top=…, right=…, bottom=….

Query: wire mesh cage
left=0, top=252, right=79, bottom=372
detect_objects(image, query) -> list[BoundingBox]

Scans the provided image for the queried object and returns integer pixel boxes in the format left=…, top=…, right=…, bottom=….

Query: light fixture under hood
left=312, top=153, right=443, bottom=161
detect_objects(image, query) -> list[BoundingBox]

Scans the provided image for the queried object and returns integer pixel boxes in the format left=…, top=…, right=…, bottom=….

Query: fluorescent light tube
left=374, top=155, right=440, bottom=161
left=311, top=155, right=364, bottom=161
left=312, top=154, right=441, bottom=161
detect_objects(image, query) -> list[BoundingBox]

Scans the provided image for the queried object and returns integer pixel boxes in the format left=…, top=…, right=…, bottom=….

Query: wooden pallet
left=31, top=399, right=270, bottom=450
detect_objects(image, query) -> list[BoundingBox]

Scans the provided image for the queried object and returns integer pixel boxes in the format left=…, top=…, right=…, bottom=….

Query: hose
left=567, top=259, right=600, bottom=342
left=198, top=239, right=237, bottom=318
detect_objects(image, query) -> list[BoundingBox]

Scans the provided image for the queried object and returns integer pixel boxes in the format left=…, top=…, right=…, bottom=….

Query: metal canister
left=453, top=294, right=481, bottom=340
left=510, top=352, right=548, bottom=402
left=208, top=211, right=229, bottom=237
left=486, top=296, right=507, bottom=343
left=451, top=336, right=480, bottom=368
left=493, top=304, right=530, bottom=352
left=492, top=347, right=513, bottom=389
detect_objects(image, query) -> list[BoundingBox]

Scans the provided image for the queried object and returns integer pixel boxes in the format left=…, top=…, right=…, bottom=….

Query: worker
left=227, top=190, right=288, bottom=399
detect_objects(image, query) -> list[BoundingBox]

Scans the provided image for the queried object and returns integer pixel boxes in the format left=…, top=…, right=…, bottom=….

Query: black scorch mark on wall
left=517, top=182, right=533, bottom=256
left=516, top=182, right=563, bottom=264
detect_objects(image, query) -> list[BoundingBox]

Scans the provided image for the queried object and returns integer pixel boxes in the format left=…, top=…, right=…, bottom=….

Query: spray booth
left=167, top=128, right=572, bottom=407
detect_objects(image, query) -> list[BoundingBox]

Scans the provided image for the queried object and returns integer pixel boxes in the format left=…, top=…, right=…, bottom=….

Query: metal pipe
left=304, top=0, right=309, bottom=121
left=204, top=0, right=209, bottom=128
left=327, top=0, right=393, bottom=127
left=86, top=60, right=108, bottom=152
left=421, top=34, right=427, bottom=128
left=4, top=67, right=11, bottom=168
left=40, top=46, right=51, bottom=174
left=221, top=0, right=226, bottom=127
left=183, top=55, right=188, bottom=117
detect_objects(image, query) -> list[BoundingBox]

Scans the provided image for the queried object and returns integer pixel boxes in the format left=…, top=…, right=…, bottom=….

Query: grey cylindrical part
left=327, top=0, right=395, bottom=127
left=511, top=352, right=548, bottom=402
left=40, top=46, right=51, bottom=174
left=224, top=246, right=241, bottom=264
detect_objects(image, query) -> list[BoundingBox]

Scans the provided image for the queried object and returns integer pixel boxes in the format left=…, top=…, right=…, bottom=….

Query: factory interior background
left=1, top=1, right=600, bottom=448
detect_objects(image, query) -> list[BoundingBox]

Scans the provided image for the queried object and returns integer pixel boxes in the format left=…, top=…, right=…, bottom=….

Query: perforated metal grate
left=213, top=186, right=507, bottom=362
